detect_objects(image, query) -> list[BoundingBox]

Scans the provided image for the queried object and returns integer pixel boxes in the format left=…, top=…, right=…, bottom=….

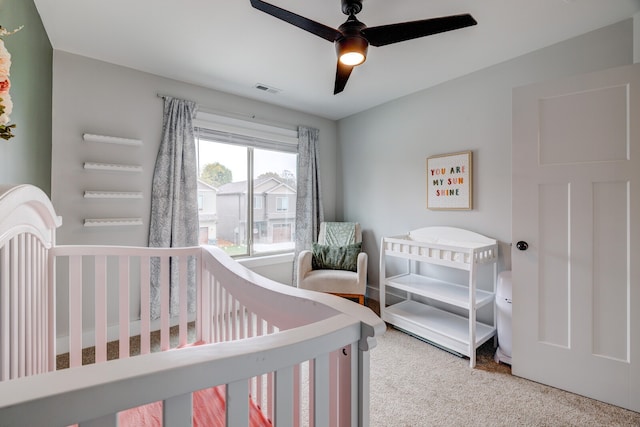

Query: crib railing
left=1, top=243, right=384, bottom=426
left=0, top=184, right=385, bottom=426
left=0, top=313, right=365, bottom=427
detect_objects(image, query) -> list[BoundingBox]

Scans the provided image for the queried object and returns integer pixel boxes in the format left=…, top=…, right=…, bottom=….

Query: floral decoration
left=0, top=25, right=23, bottom=141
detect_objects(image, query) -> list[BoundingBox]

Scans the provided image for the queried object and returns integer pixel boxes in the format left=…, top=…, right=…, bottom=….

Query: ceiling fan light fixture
left=340, top=51, right=365, bottom=66
left=336, top=36, right=368, bottom=66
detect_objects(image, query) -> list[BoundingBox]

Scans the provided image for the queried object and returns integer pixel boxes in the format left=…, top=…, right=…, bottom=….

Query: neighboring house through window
left=194, top=112, right=298, bottom=257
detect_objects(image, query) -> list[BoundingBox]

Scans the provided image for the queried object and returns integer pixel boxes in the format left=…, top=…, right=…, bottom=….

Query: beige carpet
left=370, top=326, right=640, bottom=426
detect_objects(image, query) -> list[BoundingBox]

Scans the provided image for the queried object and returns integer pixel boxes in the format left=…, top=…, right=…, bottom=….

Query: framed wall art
left=426, top=151, right=472, bottom=210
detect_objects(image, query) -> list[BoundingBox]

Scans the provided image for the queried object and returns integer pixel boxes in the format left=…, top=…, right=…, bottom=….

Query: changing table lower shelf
left=382, top=300, right=495, bottom=358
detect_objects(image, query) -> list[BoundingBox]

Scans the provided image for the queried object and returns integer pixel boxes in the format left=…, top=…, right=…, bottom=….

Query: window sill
left=237, top=252, right=294, bottom=268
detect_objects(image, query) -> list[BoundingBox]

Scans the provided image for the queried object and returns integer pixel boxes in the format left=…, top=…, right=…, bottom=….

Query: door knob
left=516, top=241, right=529, bottom=251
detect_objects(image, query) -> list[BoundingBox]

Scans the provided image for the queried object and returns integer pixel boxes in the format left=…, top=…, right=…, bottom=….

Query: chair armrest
left=296, top=250, right=313, bottom=287
left=356, top=252, right=368, bottom=285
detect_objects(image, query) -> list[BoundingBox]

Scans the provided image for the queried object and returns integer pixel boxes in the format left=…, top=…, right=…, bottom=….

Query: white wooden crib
left=0, top=184, right=385, bottom=427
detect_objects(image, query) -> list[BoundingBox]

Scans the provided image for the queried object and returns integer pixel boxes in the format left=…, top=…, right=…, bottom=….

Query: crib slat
left=337, top=345, right=355, bottom=427
left=222, top=287, right=229, bottom=342
left=25, top=236, right=32, bottom=376
left=35, top=241, right=41, bottom=374
left=256, top=316, right=264, bottom=406
left=160, top=255, right=170, bottom=351
left=33, top=239, right=42, bottom=374
left=232, top=299, right=239, bottom=341
left=293, top=363, right=301, bottom=427
left=140, top=256, right=151, bottom=355
left=267, top=324, right=276, bottom=421
left=308, top=358, right=315, bottom=424
left=178, top=255, right=188, bottom=347
left=17, top=234, right=25, bottom=378
left=194, top=255, right=202, bottom=343
left=164, top=393, right=193, bottom=427
left=200, top=268, right=211, bottom=344
left=214, top=279, right=221, bottom=343
left=227, top=380, right=250, bottom=426
left=10, top=238, right=19, bottom=378
left=329, top=349, right=338, bottom=426
left=119, top=256, right=130, bottom=358
left=1, top=245, right=9, bottom=380
left=94, top=255, right=107, bottom=364
left=275, top=365, right=294, bottom=426
left=69, top=255, right=83, bottom=368
left=46, top=245, right=55, bottom=372
left=314, top=353, right=330, bottom=427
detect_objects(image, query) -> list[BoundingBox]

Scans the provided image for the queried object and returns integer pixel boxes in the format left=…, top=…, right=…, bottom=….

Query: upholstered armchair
left=296, top=222, right=367, bottom=305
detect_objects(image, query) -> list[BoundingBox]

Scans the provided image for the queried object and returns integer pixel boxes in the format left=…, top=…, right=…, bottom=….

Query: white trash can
left=494, top=271, right=512, bottom=365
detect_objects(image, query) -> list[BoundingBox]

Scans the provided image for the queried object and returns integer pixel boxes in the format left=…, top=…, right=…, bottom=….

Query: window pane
left=253, top=148, right=297, bottom=255
left=197, top=138, right=249, bottom=257
left=196, top=135, right=297, bottom=257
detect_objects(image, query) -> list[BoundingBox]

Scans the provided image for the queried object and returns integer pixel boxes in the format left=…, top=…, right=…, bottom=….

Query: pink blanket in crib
left=119, top=341, right=272, bottom=427
left=118, top=384, right=272, bottom=427
left=70, top=340, right=272, bottom=427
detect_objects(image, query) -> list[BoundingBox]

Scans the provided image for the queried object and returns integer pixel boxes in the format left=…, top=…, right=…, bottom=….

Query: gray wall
left=0, top=0, right=52, bottom=194
left=337, top=19, right=635, bottom=292
left=51, top=51, right=338, bottom=248
left=50, top=52, right=338, bottom=339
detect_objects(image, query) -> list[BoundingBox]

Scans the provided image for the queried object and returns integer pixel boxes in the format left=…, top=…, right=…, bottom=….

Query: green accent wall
left=0, top=0, right=52, bottom=195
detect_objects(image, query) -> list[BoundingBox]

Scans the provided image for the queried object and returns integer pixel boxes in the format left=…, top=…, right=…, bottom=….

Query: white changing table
left=379, top=227, right=498, bottom=367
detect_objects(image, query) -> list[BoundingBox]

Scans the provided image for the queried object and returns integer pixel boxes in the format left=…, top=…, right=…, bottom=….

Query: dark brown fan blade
left=334, top=61, right=354, bottom=94
left=362, top=14, right=477, bottom=47
left=250, top=0, right=342, bottom=42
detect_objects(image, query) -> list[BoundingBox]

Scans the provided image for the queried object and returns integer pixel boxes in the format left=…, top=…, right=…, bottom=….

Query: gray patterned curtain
left=294, top=126, right=324, bottom=283
left=149, top=96, right=198, bottom=319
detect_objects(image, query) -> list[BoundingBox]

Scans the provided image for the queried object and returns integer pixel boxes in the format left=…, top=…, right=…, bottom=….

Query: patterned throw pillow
left=311, top=242, right=362, bottom=272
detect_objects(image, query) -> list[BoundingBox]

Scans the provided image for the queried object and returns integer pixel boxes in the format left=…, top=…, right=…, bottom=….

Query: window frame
left=276, top=196, right=289, bottom=212
left=194, top=112, right=298, bottom=259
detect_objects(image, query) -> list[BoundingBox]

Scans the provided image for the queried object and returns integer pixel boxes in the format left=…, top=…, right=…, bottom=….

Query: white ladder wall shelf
left=82, top=133, right=143, bottom=227
left=83, top=162, right=143, bottom=173
left=84, top=191, right=143, bottom=199
left=83, top=133, right=143, bottom=146
left=379, top=226, right=498, bottom=368
left=84, top=218, right=143, bottom=227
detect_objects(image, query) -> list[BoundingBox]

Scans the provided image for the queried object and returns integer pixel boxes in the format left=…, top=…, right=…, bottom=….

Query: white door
left=512, top=63, right=640, bottom=412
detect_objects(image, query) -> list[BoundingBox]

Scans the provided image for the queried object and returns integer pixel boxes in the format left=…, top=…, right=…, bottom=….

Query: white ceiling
left=33, top=0, right=640, bottom=120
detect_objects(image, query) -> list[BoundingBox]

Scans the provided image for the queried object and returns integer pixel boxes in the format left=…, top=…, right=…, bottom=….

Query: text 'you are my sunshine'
left=430, top=165, right=465, bottom=196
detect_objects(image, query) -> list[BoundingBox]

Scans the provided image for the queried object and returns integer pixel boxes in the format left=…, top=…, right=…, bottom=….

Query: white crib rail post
left=227, top=380, right=250, bottom=426
left=314, top=352, right=330, bottom=427
left=140, top=255, right=151, bottom=354
left=94, top=255, right=107, bottom=364
left=340, top=344, right=355, bottom=427
left=68, top=255, right=83, bottom=368
left=118, top=255, right=130, bottom=359
left=275, top=365, right=294, bottom=425
left=358, top=345, right=372, bottom=427
left=164, top=393, right=193, bottom=427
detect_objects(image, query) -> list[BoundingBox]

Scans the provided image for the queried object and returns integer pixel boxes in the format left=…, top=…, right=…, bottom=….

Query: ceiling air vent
left=254, top=83, right=281, bottom=94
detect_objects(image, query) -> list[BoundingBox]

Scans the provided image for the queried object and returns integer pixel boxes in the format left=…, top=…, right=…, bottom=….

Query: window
left=276, top=196, right=289, bottom=212
left=254, top=196, right=263, bottom=210
left=194, top=113, right=298, bottom=257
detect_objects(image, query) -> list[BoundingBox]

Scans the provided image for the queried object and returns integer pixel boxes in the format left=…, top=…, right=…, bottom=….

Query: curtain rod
left=156, top=93, right=298, bottom=132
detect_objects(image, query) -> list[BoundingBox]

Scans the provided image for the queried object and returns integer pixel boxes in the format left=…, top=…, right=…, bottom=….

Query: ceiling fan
left=250, top=0, right=477, bottom=94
